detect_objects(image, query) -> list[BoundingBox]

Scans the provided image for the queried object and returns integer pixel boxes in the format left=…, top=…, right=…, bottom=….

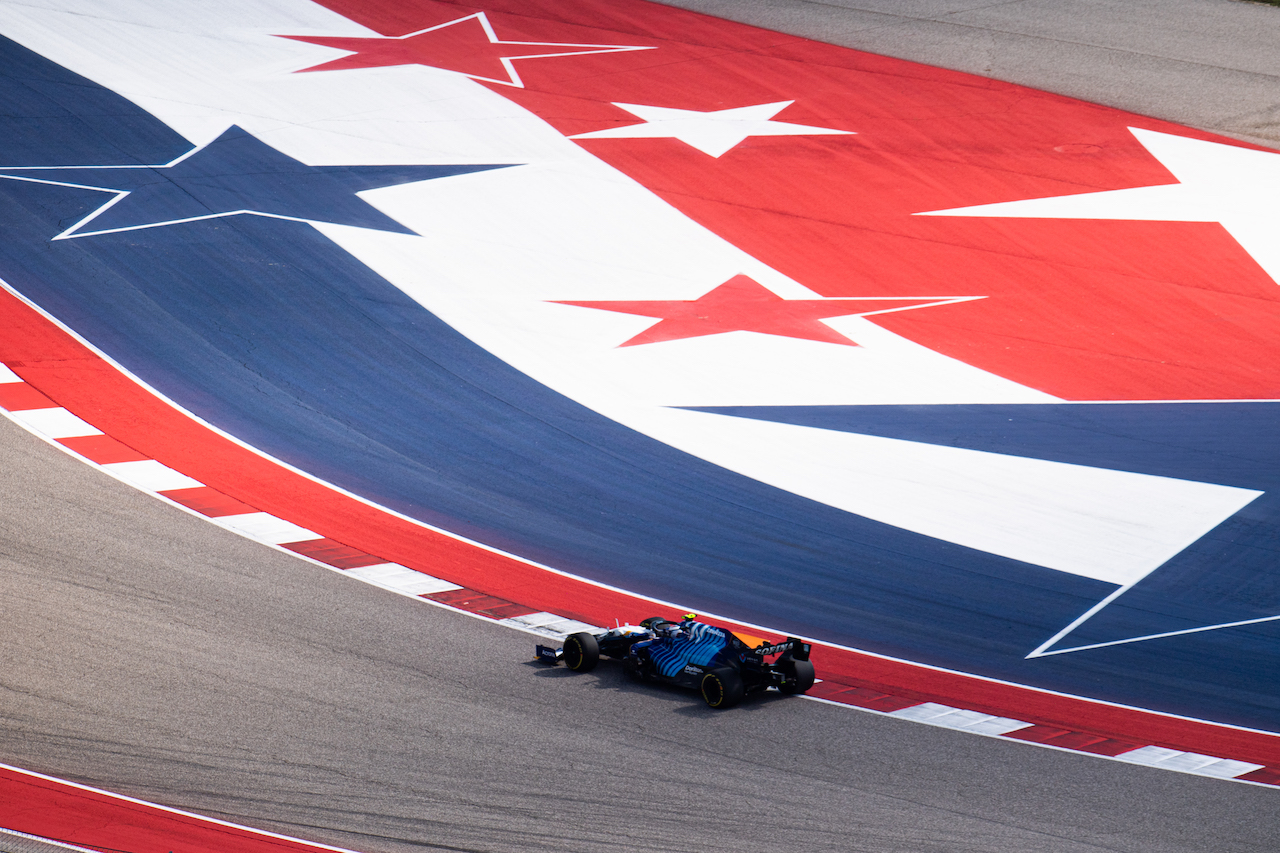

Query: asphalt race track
left=3, top=413, right=1277, bottom=853
left=2, top=1, right=1279, bottom=852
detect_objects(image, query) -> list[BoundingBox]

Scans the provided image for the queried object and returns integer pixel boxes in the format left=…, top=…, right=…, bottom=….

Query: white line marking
left=0, top=364, right=21, bottom=383
left=1027, top=584, right=1133, bottom=658
left=1032, top=613, right=1280, bottom=657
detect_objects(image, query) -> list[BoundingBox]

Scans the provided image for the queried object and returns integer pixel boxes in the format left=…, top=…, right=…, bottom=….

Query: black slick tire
left=700, top=667, right=745, bottom=709
left=563, top=632, right=600, bottom=672
left=779, top=658, right=816, bottom=694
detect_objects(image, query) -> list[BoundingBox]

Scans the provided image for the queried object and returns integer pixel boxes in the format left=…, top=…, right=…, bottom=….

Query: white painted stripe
left=213, top=512, right=323, bottom=545
left=101, top=459, right=203, bottom=492
left=626, top=410, right=1261, bottom=588
left=345, top=563, right=462, bottom=597
left=957, top=715, right=1036, bottom=736
left=1115, top=745, right=1183, bottom=765
left=10, top=407, right=103, bottom=439
left=1115, top=745, right=1264, bottom=778
left=889, top=702, right=1033, bottom=736
left=889, top=702, right=971, bottom=722
left=499, top=611, right=601, bottom=637
left=0, top=364, right=20, bottom=383
left=1180, top=759, right=1266, bottom=779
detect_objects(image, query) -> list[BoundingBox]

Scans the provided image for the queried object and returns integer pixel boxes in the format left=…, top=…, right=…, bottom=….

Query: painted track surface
left=2, top=0, right=1279, bottom=734
left=2, top=0, right=1280, bottom=845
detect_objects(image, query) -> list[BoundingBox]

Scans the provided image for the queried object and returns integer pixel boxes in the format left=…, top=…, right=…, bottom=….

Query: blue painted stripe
left=694, top=403, right=1280, bottom=668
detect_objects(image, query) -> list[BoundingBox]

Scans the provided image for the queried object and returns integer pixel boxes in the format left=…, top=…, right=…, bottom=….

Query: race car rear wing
left=753, top=637, right=810, bottom=660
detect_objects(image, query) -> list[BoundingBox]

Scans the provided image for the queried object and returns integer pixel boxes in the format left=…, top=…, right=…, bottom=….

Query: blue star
left=0, top=125, right=510, bottom=238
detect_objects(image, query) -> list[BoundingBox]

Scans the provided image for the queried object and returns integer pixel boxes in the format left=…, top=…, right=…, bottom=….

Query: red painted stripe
left=57, top=434, right=150, bottom=464
left=427, top=587, right=539, bottom=620
left=1060, top=737, right=1145, bottom=758
left=0, top=764, right=361, bottom=853
left=1238, top=766, right=1280, bottom=785
left=281, top=537, right=384, bottom=569
left=1003, top=724, right=1076, bottom=743
left=810, top=683, right=920, bottom=713
left=0, top=381, right=55, bottom=411
left=161, top=485, right=258, bottom=517
left=3, top=288, right=1280, bottom=767
left=805, top=681, right=854, bottom=701
left=1004, top=725, right=1141, bottom=756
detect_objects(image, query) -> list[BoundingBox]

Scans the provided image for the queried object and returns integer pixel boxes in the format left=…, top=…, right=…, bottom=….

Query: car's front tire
left=563, top=632, right=600, bottom=672
left=700, top=667, right=745, bottom=709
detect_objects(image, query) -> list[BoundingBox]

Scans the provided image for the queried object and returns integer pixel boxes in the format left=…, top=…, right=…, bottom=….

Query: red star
left=555, top=275, right=979, bottom=347
left=280, top=12, right=651, bottom=88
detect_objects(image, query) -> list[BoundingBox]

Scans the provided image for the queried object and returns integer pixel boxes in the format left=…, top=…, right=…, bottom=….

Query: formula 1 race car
left=535, top=615, right=815, bottom=709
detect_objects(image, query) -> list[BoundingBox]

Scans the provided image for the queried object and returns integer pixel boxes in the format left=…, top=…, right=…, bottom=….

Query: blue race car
left=536, top=615, right=814, bottom=708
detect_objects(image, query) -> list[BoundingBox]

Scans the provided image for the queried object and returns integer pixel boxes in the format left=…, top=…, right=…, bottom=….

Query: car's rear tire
left=563, top=632, right=600, bottom=672
left=700, top=667, right=745, bottom=709
left=779, top=658, right=816, bottom=695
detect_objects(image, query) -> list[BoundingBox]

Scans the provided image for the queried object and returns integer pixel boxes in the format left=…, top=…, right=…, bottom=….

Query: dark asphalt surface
left=3, top=2, right=1280, bottom=851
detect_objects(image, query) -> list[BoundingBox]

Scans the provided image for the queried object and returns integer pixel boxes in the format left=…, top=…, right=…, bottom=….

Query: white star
left=918, top=127, right=1280, bottom=285
left=569, top=101, right=853, bottom=158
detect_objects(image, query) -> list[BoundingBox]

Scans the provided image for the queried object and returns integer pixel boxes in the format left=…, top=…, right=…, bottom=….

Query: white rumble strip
left=499, top=611, right=601, bottom=639
left=211, top=511, right=324, bottom=545
left=1114, top=746, right=1263, bottom=779
left=8, top=407, right=101, bottom=438
left=345, top=563, right=462, bottom=597
left=889, top=702, right=1034, bottom=736
left=102, top=459, right=202, bottom=492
